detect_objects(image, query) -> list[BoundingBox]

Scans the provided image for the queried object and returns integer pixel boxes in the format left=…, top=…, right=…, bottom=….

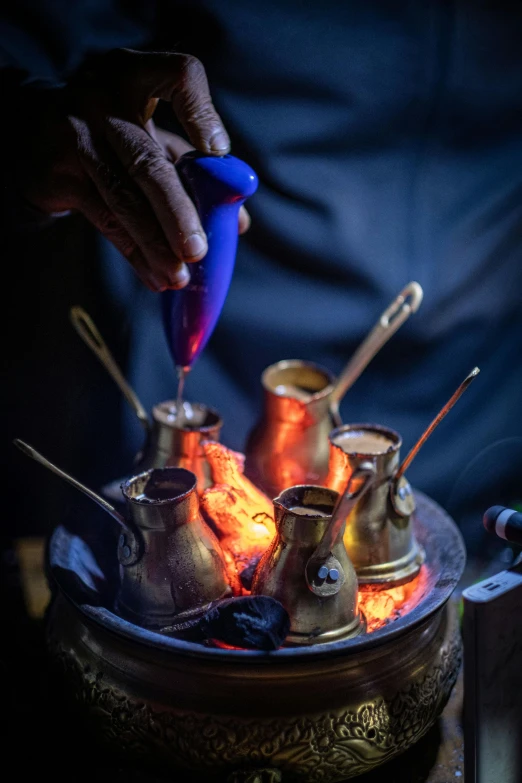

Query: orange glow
left=201, top=441, right=275, bottom=593
left=210, top=640, right=245, bottom=651
left=201, top=441, right=427, bottom=628
left=359, top=567, right=428, bottom=632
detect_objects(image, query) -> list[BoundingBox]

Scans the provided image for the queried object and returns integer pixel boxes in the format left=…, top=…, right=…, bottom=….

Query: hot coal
left=200, top=596, right=290, bottom=651
left=239, top=555, right=262, bottom=591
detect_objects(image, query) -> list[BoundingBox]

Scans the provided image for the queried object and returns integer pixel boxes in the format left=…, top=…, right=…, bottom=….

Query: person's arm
left=2, top=47, right=248, bottom=291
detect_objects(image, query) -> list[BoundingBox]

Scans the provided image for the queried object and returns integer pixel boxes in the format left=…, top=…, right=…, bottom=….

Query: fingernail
left=209, top=130, right=230, bottom=153
left=145, top=271, right=170, bottom=292
left=170, top=263, right=190, bottom=289
left=183, top=233, right=207, bottom=259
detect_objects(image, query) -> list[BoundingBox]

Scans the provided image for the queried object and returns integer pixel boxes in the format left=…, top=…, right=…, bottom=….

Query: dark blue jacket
left=3, top=1, right=521, bottom=551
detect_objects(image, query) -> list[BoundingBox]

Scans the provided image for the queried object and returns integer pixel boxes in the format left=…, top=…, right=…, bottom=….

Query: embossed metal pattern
left=45, top=490, right=464, bottom=781
left=48, top=604, right=460, bottom=782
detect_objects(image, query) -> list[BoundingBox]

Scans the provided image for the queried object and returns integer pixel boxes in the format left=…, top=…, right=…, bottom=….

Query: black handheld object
left=483, top=506, right=522, bottom=546
left=201, top=596, right=290, bottom=651
left=463, top=561, right=522, bottom=783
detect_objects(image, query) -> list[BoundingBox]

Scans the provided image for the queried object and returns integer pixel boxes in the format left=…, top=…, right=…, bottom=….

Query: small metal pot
left=245, top=360, right=336, bottom=497
left=69, top=307, right=223, bottom=496
left=46, top=491, right=465, bottom=783
left=251, top=485, right=364, bottom=644
left=244, top=284, right=425, bottom=500
left=138, top=401, right=223, bottom=492
left=327, top=423, right=424, bottom=586
left=117, top=467, right=231, bottom=628
left=13, top=440, right=231, bottom=629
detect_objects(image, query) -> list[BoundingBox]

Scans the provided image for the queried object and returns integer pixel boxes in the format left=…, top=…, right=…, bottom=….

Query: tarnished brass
left=245, top=360, right=336, bottom=497
left=305, top=463, right=375, bottom=597
left=70, top=307, right=222, bottom=494
left=13, top=439, right=132, bottom=530
left=329, top=281, right=423, bottom=424
left=327, top=424, right=424, bottom=585
left=393, top=366, right=481, bottom=487
left=139, top=401, right=223, bottom=492
left=245, top=284, right=423, bottom=496
left=118, top=467, right=231, bottom=627
left=70, top=306, right=151, bottom=433
left=252, top=481, right=372, bottom=644
left=14, top=439, right=231, bottom=627
left=327, top=368, right=480, bottom=587
left=49, top=598, right=460, bottom=782
left=46, top=491, right=465, bottom=782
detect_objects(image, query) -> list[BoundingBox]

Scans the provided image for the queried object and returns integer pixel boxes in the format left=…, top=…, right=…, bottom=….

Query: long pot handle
left=14, top=439, right=129, bottom=531
left=329, top=282, right=423, bottom=424
left=313, top=461, right=376, bottom=564
left=394, top=366, right=480, bottom=482
left=70, top=306, right=151, bottom=434
left=305, top=461, right=375, bottom=596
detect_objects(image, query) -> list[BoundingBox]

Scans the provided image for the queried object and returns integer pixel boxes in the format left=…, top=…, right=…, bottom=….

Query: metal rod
left=70, top=306, right=151, bottom=433
left=13, top=439, right=128, bottom=530
left=330, top=281, right=423, bottom=410
left=395, top=367, right=481, bottom=481
left=312, top=461, right=376, bottom=563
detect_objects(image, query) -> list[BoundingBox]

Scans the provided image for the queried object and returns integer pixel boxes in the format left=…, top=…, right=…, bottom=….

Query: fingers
left=170, top=55, right=230, bottom=154
left=105, top=117, right=207, bottom=264
left=154, top=126, right=193, bottom=162
left=74, top=120, right=190, bottom=289
left=238, top=206, right=251, bottom=235
left=116, top=49, right=230, bottom=155
left=78, top=187, right=163, bottom=291
left=154, top=126, right=252, bottom=236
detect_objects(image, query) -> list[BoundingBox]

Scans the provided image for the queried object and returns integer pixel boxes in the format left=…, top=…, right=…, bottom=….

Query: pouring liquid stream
left=175, top=367, right=187, bottom=429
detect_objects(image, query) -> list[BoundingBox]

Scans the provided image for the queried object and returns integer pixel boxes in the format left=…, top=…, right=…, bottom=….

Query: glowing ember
left=359, top=567, right=428, bottom=632
left=200, top=441, right=427, bottom=630
left=201, top=441, right=275, bottom=593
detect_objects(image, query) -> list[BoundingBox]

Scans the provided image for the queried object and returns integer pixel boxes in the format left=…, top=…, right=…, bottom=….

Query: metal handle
left=70, top=306, right=150, bottom=433
left=305, top=462, right=375, bottom=596
left=314, top=462, right=376, bottom=562
left=395, top=366, right=480, bottom=481
left=330, top=282, right=423, bottom=414
left=14, top=439, right=129, bottom=531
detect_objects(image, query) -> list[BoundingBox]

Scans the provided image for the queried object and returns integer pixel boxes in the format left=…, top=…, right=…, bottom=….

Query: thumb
left=113, top=49, right=231, bottom=155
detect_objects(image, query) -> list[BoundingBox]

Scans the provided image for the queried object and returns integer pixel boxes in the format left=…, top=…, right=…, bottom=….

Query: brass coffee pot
left=245, top=283, right=423, bottom=497
left=252, top=464, right=375, bottom=645
left=139, top=400, right=222, bottom=489
left=327, top=368, right=480, bottom=586
left=70, top=307, right=221, bottom=493
left=245, top=359, right=336, bottom=497
left=327, top=423, right=423, bottom=586
left=14, top=440, right=231, bottom=629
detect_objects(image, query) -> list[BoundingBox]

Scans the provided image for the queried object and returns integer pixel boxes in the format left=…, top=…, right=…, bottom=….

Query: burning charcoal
left=201, top=441, right=275, bottom=533
left=200, top=441, right=275, bottom=593
left=239, top=555, right=262, bottom=592
left=201, top=440, right=246, bottom=484
left=201, top=596, right=290, bottom=651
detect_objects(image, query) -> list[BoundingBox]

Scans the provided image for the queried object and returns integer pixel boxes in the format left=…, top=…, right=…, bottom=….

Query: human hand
left=15, top=48, right=250, bottom=291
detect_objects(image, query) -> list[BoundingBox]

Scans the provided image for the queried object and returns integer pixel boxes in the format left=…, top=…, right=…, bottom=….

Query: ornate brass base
left=47, top=597, right=460, bottom=782
left=45, top=491, right=464, bottom=782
